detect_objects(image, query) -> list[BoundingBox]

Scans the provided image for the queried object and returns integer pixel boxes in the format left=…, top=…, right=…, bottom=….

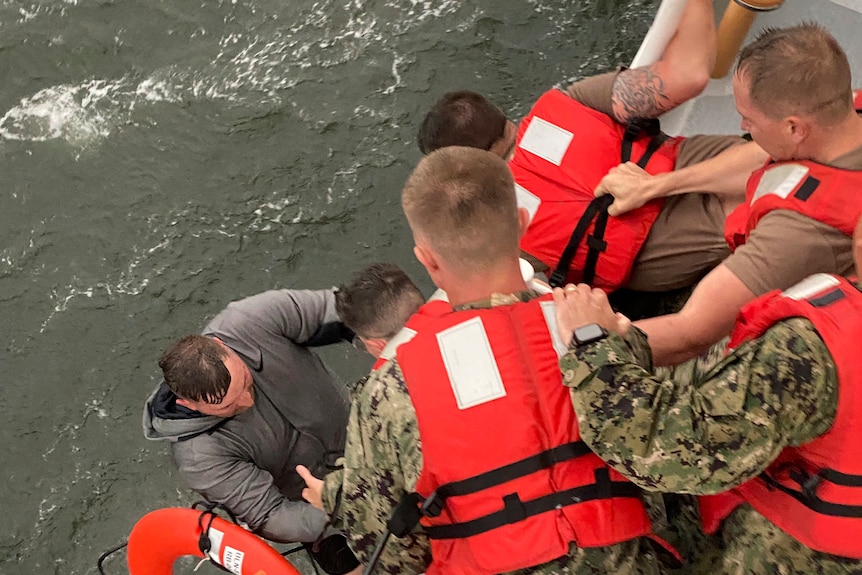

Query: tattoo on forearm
left=611, top=68, right=676, bottom=124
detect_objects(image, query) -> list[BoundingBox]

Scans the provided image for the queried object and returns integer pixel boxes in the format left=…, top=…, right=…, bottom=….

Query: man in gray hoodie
left=143, top=287, right=359, bottom=574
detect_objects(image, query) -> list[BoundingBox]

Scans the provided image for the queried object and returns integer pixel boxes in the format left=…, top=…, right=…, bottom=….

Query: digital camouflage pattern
left=559, top=317, right=860, bottom=574
left=321, top=292, right=666, bottom=575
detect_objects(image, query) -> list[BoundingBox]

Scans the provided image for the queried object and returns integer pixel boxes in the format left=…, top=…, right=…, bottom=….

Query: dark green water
left=0, top=1, right=656, bottom=572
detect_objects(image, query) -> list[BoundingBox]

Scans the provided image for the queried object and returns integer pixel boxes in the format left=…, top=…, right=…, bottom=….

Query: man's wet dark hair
left=417, top=90, right=508, bottom=154
left=159, top=334, right=231, bottom=403
left=336, top=263, right=425, bottom=339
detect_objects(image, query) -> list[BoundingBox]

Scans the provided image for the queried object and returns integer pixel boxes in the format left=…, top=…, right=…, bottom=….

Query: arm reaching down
left=635, top=263, right=756, bottom=366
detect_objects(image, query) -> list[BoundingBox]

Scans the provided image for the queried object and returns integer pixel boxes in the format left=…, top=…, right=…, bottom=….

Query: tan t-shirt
left=723, top=142, right=862, bottom=296
left=565, top=71, right=746, bottom=291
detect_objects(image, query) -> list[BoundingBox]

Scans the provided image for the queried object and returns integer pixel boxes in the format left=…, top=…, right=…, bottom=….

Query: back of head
left=159, top=334, right=231, bottom=403
left=736, top=23, right=853, bottom=126
left=417, top=91, right=507, bottom=154
left=336, top=263, right=425, bottom=339
left=402, top=146, right=520, bottom=274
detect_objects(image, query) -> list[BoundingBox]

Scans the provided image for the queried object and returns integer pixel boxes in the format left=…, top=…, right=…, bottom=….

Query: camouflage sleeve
left=560, top=318, right=838, bottom=495
left=338, top=360, right=432, bottom=574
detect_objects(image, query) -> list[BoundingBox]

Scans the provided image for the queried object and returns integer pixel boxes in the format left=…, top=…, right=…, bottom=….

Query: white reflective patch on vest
left=515, top=183, right=542, bottom=224
left=751, top=163, right=810, bottom=204
left=782, top=273, right=840, bottom=301
left=380, top=327, right=417, bottom=361
left=437, top=317, right=506, bottom=409
left=518, top=116, right=573, bottom=166
left=540, top=300, right=568, bottom=358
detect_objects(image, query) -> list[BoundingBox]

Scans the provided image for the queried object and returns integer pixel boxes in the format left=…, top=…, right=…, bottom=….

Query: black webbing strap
left=425, top=475, right=643, bottom=540
left=548, top=195, right=614, bottom=288
left=428, top=440, right=592, bottom=506
left=758, top=470, right=862, bottom=518
left=821, top=468, right=862, bottom=487
left=385, top=441, right=592, bottom=541
left=549, top=119, right=665, bottom=288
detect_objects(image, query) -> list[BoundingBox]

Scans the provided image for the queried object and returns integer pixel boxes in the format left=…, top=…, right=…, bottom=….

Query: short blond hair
left=402, top=146, right=520, bottom=273
left=736, top=23, right=853, bottom=126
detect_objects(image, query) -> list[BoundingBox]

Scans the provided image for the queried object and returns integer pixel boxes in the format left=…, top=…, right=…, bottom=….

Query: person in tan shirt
left=597, top=24, right=862, bottom=365
left=417, top=0, right=770, bottom=315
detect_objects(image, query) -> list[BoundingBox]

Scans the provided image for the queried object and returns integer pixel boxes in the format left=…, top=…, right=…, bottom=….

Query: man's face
left=733, top=72, right=795, bottom=161
left=182, top=345, right=255, bottom=417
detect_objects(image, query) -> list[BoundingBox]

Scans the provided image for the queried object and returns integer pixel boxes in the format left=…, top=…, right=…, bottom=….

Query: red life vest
left=724, top=159, right=862, bottom=251
left=396, top=296, right=656, bottom=574
left=511, top=89, right=682, bottom=291
left=854, top=89, right=862, bottom=111
left=699, top=274, right=862, bottom=558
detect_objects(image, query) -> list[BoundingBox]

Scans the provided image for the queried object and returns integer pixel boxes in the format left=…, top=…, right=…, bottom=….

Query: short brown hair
left=402, top=146, right=520, bottom=272
left=736, top=23, right=853, bottom=125
left=336, top=263, right=424, bottom=339
left=158, top=334, right=231, bottom=403
left=417, top=91, right=508, bottom=154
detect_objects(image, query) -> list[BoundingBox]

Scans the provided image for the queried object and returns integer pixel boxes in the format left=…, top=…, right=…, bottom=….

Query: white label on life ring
left=518, top=116, right=573, bottom=166
left=222, top=546, right=245, bottom=574
left=207, top=527, right=225, bottom=564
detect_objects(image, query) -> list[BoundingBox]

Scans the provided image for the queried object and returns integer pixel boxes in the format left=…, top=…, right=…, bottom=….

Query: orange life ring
left=127, top=507, right=302, bottom=575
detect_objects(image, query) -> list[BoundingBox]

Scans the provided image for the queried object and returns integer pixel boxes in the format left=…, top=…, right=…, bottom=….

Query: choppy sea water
left=0, top=1, right=657, bottom=573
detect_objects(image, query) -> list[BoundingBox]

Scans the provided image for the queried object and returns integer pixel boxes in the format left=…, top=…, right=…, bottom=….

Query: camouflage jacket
left=560, top=318, right=852, bottom=574
left=321, top=292, right=663, bottom=575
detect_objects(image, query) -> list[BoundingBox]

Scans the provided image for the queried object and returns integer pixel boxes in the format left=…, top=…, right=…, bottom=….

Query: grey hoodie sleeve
left=173, top=440, right=328, bottom=543
left=207, top=288, right=342, bottom=346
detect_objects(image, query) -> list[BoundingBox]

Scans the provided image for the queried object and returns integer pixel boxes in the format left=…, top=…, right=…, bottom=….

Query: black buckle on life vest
left=421, top=491, right=445, bottom=518
left=790, top=469, right=822, bottom=501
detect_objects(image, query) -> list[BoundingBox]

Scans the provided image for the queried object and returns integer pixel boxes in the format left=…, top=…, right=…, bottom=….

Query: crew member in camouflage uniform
left=550, top=217, right=862, bottom=574
left=300, top=147, right=669, bottom=574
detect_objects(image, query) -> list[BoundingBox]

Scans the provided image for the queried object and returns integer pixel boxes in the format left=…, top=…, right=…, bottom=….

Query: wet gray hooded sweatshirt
left=143, top=288, right=351, bottom=543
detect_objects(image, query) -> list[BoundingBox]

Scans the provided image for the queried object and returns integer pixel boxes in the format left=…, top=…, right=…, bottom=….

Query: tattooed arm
left=611, top=0, right=715, bottom=123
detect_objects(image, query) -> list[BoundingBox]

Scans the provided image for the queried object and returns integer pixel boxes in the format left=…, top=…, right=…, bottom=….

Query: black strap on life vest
left=548, top=118, right=666, bottom=288
left=425, top=469, right=642, bottom=540
left=758, top=467, right=862, bottom=518
left=385, top=440, right=644, bottom=542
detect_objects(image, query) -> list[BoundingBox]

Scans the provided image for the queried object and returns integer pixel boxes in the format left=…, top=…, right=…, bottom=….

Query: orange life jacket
left=724, top=159, right=862, bottom=251
left=511, top=89, right=682, bottom=290
left=395, top=296, right=657, bottom=574
left=699, top=274, right=862, bottom=558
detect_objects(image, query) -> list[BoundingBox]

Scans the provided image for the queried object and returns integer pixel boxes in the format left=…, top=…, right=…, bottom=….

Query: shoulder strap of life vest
left=549, top=118, right=665, bottom=288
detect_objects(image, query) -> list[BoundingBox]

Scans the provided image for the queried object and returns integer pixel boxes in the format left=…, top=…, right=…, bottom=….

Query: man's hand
left=594, top=162, right=659, bottom=216
left=296, top=465, right=324, bottom=511
left=554, top=284, right=631, bottom=346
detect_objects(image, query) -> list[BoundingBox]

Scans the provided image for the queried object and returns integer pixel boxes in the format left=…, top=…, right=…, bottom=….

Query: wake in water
left=0, top=0, right=467, bottom=148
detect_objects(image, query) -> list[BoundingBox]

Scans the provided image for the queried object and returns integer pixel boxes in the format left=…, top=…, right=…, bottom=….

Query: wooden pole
left=711, top=0, right=784, bottom=79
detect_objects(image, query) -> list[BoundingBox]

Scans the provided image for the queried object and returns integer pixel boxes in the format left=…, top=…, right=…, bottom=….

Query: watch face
left=575, top=323, right=606, bottom=344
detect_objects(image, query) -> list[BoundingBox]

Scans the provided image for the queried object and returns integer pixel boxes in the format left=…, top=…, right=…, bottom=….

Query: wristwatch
left=573, top=323, right=609, bottom=347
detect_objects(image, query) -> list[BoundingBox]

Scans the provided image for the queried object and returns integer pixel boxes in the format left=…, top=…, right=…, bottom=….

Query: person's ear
left=362, top=337, right=388, bottom=359
left=517, top=207, right=531, bottom=238
left=785, top=116, right=809, bottom=146
left=176, top=397, right=194, bottom=409
left=414, top=244, right=439, bottom=273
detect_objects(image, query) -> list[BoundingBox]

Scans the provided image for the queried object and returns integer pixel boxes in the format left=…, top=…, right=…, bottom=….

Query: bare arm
left=596, top=140, right=768, bottom=216
left=634, top=263, right=756, bottom=366
left=611, top=0, right=716, bottom=123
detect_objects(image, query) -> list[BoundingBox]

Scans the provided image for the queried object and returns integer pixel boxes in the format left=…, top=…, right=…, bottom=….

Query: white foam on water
left=0, top=0, right=477, bottom=147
